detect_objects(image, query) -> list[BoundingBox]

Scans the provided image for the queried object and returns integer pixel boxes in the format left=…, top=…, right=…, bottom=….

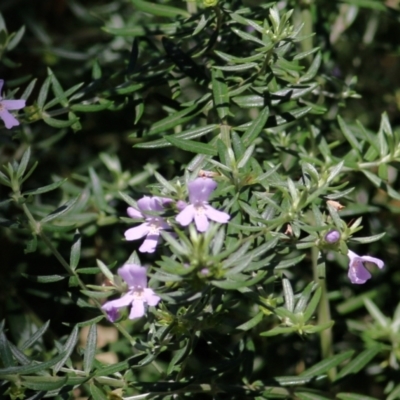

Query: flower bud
left=325, top=230, right=341, bottom=244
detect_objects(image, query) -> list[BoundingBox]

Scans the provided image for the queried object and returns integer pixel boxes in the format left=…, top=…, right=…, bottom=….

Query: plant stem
left=312, top=246, right=336, bottom=381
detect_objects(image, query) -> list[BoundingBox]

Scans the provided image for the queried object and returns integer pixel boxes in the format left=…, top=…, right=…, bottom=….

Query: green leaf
left=303, top=321, right=334, bottom=333
left=21, top=375, right=68, bottom=391
left=213, top=63, right=258, bottom=72
left=53, top=325, right=79, bottom=373
left=303, top=287, right=322, bottom=322
left=211, top=271, right=267, bottom=290
left=20, top=320, right=50, bottom=350
left=211, top=68, right=229, bottom=121
left=235, top=312, right=264, bottom=331
left=92, top=59, right=102, bottom=79
left=336, top=393, right=381, bottom=400
left=23, top=178, right=67, bottom=196
left=119, top=191, right=138, bottom=208
left=41, top=197, right=78, bottom=224
left=22, top=274, right=66, bottom=283
left=338, top=116, right=362, bottom=154
left=24, top=235, right=38, bottom=254
left=300, top=350, right=354, bottom=377
left=146, top=103, right=202, bottom=136
left=340, top=0, right=386, bottom=11
left=49, top=68, right=68, bottom=107
left=130, top=0, right=190, bottom=18
left=299, top=52, right=321, bottom=82
left=0, top=331, right=15, bottom=367
left=76, top=315, right=104, bottom=328
left=361, top=170, right=400, bottom=200
left=90, top=383, right=108, bottom=400
left=96, top=259, right=114, bottom=281
left=70, top=231, right=81, bottom=270
left=16, top=147, right=31, bottom=180
left=70, top=102, right=112, bottom=112
left=294, top=282, right=315, bottom=314
left=364, top=298, right=388, bottom=328
left=42, top=115, right=78, bottom=128
left=37, top=76, right=52, bottom=109
left=166, top=136, right=217, bottom=156
left=0, top=350, right=67, bottom=375
left=167, top=337, right=191, bottom=375
left=135, top=124, right=217, bottom=149
left=349, top=232, right=385, bottom=244
left=242, top=107, right=269, bottom=146
left=21, top=78, right=37, bottom=101
left=0, top=170, right=11, bottom=186
left=335, top=345, right=383, bottom=381
left=282, top=278, right=294, bottom=312
left=83, top=324, right=97, bottom=374
left=89, top=167, right=113, bottom=213
left=294, top=392, right=331, bottom=400
left=260, top=326, right=296, bottom=336
left=7, top=25, right=26, bottom=50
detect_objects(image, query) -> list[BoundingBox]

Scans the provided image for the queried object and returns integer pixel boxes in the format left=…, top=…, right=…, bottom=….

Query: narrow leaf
left=166, top=136, right=217, bottom=156
left=16, top=147, right=31, bottom=180
left=83, top=324, right=98, bottom=374
left=300, top=350, right=354, bottom=377
left=53, top=325, right=79, bottom=373
left=211, top=68, right=229, bottom=121
left=70, top=231, right=81, bottom=270
left=0, top=331, right=14, bottom=367
left=335, top=345, right=383, bottom=380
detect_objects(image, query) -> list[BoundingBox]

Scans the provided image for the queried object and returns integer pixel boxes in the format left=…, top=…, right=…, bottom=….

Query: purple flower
left=347, top=250, right=384, bottom=284
left=0, top=80, right=25, bottom=129
left=124, top=196, right=171, bottom=253
left=325, top=230, right=340, bottom=244
left=176, top=177, right=230, bottom=232
left=102, top=264, right=160, bottom=322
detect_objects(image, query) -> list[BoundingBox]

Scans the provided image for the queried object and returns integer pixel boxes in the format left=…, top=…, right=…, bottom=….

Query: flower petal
left=176, top=200, right=188, bottom=211
left=188, top=178, right=217, bottom=203
left=118, top=264, right=147, bottom=288
left=0, top=109, right=20, bottom=129
left=139, top=233, right=159, bottom=253
left=1, top=99, right=26, bottom=110
left=137, top=196, right=164, bottom=214
left=129, top=299, right=145, bottom=319
left=143, top=288, right=161, bottom=306
left=103, top=293, right=134, bottom=309
left=103, top=307, right=119, bottom=322
left=127, top=207, right=143, bottom=219
left=348, top=259, right=371, bottom=284
left=124, top=223, right=150, bottom=241
left=176, top=204, right=195, bottom=226
left=204, top=205, right=230, bottom=224
left=360, top=255, right=384, bottom=270
left=194, top=212, right=209, bottom=232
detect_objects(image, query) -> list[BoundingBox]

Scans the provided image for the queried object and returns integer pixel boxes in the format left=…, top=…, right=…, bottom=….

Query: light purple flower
left=102, top=264, right=160, bottom=322
left=0, top=80, right=25, bottom=129
left=347, top=250, right=384, bottom=284
left=325, top=230, right=340, bottom=244
left=176, top=177, right=230, bottom=232
left=124, top=196, right=171, bottom=253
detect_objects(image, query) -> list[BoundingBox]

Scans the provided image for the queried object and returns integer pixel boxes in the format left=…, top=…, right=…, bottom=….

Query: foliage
left=1, top=0, right=400, bottom=399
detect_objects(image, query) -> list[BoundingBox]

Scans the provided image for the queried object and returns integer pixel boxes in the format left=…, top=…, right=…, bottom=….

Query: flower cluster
left=124, top=177, right=230, bottom=252
left=0, top=80, right=25, bottom=129
left=102, top=177, right=385, bottom=324
left=102, top=177, right=230, bottom=321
